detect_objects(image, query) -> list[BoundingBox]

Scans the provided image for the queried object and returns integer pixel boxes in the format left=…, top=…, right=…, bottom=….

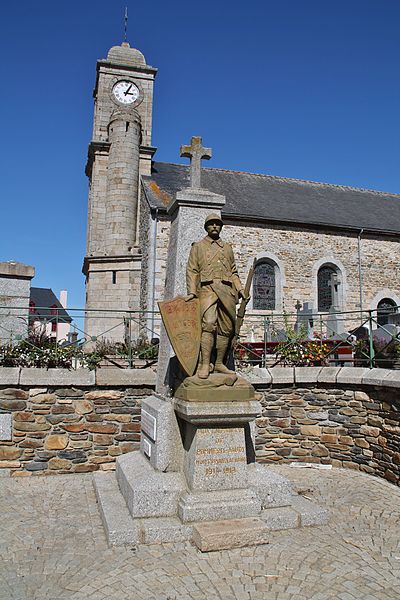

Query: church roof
left=142, top=162, right=400, bottom=235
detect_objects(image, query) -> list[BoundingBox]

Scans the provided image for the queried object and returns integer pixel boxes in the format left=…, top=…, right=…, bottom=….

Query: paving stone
left=1, top=467, right=400, bottom=599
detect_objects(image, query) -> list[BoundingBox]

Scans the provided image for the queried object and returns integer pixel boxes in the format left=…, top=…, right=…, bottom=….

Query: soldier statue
left=186, top=213, right=247, bottom=379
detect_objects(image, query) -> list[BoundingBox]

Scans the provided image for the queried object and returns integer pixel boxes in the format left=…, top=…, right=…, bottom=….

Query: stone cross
left=329, top=273, right=341, bottom=309
left=180, top=136, right=212, bottom=189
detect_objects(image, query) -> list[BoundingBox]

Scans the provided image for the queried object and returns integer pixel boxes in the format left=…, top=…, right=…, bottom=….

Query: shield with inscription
left=158, top=296, right=201, bottom=376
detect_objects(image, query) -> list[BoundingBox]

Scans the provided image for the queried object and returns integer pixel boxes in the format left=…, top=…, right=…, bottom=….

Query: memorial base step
left=177, top=488, right=261, bottom=523
left=93, top=470, right=328, bottom=549
left=192, top=517, right=270, bottom=551
left=116, top=452, right=186, bottom=518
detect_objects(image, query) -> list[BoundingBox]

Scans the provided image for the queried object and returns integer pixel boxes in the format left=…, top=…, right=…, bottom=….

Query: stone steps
left=93, top=469, right=328, bottom=550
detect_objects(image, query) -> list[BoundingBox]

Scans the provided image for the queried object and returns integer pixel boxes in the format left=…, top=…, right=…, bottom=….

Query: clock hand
left=124, top=84, right=133, bottom=96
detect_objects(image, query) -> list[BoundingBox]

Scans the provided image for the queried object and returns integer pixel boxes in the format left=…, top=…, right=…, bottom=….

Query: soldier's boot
left=197, top=332, right=214, bottom=379
left=214, top=335, right=235, bottom=375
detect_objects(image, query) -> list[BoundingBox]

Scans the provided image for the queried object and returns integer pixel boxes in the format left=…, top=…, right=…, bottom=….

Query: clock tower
left=83, top=42, right=157, bottom=341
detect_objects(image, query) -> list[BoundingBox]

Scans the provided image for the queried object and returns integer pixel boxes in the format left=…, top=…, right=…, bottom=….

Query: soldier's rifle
left=232, top=258, right=257, bottom=349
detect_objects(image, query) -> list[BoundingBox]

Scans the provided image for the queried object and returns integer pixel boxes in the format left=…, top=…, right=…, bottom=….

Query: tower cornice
left=93, top=61, right=157, bottom=99
left=97, top=59, right=158, bottom=74
left=85, top=141, right=111, bottom=177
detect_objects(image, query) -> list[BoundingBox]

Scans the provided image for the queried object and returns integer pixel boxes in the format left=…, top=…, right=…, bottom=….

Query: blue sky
left=1, top=0, right=399, bottom=309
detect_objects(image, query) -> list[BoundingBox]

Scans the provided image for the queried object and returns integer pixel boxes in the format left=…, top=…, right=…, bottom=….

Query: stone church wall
left=222, top=220, right=400, bottom=337
left=86, top=154, right=108, bottom=255
left=139, top=193, right=150, bottom=315
left=142, top=213, right=400, bottom=341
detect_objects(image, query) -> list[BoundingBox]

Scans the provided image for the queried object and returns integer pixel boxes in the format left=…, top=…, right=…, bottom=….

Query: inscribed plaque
left=142, top=438, right=152, bottom=458
left=185, top=426, right=248, bottom=492
left=141, top=409, right=157, bottom=442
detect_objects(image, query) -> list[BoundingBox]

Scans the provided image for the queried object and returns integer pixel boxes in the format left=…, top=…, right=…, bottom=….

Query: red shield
left=158, top=296, right=201, bottom=376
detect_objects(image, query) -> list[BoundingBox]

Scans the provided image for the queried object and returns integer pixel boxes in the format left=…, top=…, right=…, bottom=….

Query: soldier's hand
left=239, top=289, right=250, bottom=302
left=184, top=294, right=196, bottom=302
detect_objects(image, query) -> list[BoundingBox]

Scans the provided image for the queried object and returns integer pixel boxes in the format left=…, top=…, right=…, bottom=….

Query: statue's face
left=206, top=221, right=222, bottom=239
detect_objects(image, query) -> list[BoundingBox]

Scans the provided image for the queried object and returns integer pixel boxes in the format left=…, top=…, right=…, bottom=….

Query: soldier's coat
left=187, top=236, right=243, bottom=335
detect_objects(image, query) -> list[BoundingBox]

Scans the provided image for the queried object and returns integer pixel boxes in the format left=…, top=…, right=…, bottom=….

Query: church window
left=112, top=271, right=117, bottom=284
left=253, top=260, right=276, bottom=310
left=377, top=298, right=397, bottom=326
left=317, top=265, right=336, bottom=311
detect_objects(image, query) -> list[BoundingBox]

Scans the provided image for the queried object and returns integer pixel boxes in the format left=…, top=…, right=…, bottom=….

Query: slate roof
left=29, top=288, right=72, bottom=323
left=142, top=162, right=400, bottom=235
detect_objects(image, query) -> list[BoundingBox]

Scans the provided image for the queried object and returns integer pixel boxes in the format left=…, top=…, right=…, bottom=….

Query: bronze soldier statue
left=186, top=214, right=247, bottom=379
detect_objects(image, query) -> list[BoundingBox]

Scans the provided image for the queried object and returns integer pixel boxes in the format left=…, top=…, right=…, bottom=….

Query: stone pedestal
left=175, top=398, right=261, bottom=523
left=93, top=393, right=328, bottom=550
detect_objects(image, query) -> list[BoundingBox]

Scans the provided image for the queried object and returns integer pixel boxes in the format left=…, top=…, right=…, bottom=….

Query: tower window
left=126, top=122, right=130, bottom=132
left=112, top=271, right=117, bottom=284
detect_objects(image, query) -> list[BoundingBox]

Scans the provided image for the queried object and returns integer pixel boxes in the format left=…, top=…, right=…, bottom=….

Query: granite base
left=178, top=488, right=261, bottom=523
left=93, top=393, right=328, bottom=550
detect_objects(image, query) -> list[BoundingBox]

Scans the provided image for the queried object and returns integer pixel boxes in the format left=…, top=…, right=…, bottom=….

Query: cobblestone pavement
left=1, top=466, right=399, bottom=600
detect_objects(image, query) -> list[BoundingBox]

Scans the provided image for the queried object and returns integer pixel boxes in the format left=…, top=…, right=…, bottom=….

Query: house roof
left=142, top=162, right=400, bottom=235
left=29, top=288, right=72, bottom=323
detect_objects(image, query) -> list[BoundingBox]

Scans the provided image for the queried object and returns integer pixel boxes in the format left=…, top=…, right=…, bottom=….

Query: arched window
left=253, top=260, right=276, bottom=310
left=317, top=265, right=336, bottom=311
left=377, top=298, right=397, bottom=326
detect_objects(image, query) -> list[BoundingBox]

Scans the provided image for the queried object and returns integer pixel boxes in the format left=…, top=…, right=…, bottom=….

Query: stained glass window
left=377, top=298, right=397, bottom=326
left=253, top=261, right=275, bottom=310
left=317, top=266, right=336, bottom=311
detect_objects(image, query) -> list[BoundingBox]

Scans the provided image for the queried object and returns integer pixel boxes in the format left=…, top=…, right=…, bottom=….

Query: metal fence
left=0, top=304, right=399, bottom=370
left=235, top=306, right=400, bottom=369
left=0, top=305, right=162, bottom=369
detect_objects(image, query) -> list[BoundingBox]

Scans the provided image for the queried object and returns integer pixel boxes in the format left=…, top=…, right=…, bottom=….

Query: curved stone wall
left=252, top=367, right=400, bottom=486
left=0, top=368, right=155, bottom=476
left=0, top=366, right=399, bottom=484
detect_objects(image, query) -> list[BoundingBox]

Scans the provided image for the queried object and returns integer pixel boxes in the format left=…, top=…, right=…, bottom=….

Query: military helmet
left=204, top=213, right=223, bottom=229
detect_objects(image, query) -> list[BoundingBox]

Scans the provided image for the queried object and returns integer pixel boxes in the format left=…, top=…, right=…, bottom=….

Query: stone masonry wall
left=256, top=386, right=399, bottom=484
left=139, top=202, right=170, bottom=339
left=142, top=215, right=400, bottom=340
left=0, top=368, right=155, bottom=476
left=139, top=198, right=171, bottom=310
left=0, top=367, right=399, bottom=485
left=222, top=221, right=400, bottom=334
left=251, top=366, right=400, bottom=487
left=0, top=386, right=154, bottom=476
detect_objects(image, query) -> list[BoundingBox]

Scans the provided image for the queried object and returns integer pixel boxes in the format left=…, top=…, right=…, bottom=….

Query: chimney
left=59, top=290, right=68, bottom=308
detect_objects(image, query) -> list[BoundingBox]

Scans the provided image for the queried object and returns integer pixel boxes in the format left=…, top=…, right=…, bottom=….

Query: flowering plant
left=0, top=339, right=99, bottom=370
left=273, top=310, right=330, bottom=366
left=0, top=325, right=102, bottom=370
left=276, top=340, right=330, bottom=366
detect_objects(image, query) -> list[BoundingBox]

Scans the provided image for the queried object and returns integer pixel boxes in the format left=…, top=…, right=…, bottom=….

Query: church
left=83, top=41, right=400, bottom=343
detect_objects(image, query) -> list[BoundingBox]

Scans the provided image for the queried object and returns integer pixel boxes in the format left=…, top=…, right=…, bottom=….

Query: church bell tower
left=83, top=42, right=157, bottom=341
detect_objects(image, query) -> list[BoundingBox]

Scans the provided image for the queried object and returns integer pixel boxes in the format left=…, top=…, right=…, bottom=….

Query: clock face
left=112, top=80, right=139, bottom=105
